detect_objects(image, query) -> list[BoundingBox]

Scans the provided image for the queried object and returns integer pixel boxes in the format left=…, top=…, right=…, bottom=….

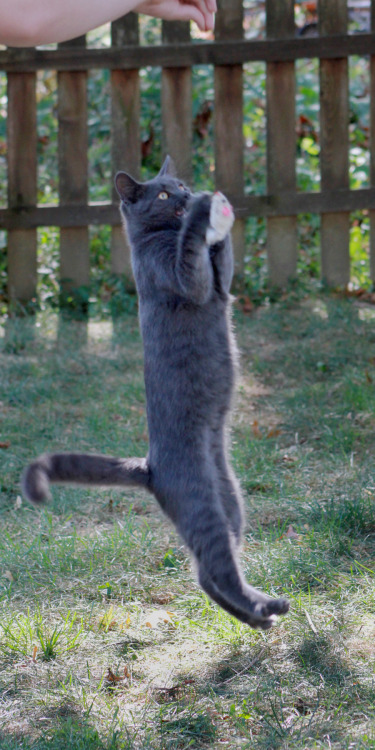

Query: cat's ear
left=158, top=155, right=176, bottom=177
left=115, top=172, right=144, bottom=204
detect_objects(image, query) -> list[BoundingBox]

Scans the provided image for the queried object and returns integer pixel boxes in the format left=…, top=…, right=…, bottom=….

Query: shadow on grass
left=296, top=632, right=350, bottom=685
left=158, top=712, right=217, bottom=749
left=189, top=629, right=375, bottom=750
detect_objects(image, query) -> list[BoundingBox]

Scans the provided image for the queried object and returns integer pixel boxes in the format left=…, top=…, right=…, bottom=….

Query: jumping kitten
left=22, top=157, right=289, bottom=630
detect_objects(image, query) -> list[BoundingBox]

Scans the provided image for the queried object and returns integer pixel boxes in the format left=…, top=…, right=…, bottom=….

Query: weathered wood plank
left=2, top=188, right=375, bottom=230
left=7, top=71, right=37, bottom=307
left=214, top=0, right=245, bottom=276
left=319, top=0, right=349, bottom=287
left=266, top=0, right=297, bottom=286
left=2, top=34, right=374, bottom=73
left=161, top=21, right=192, bottom=183
left=111, top=14, right=140, bottom=279
left=58, top=36, right=89, bottom=300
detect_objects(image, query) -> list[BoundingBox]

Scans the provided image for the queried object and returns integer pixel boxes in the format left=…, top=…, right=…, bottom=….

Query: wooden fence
left=1, top=0, right=375, bottom=309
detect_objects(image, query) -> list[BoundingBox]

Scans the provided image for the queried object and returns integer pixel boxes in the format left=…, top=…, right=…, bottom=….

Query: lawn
left=1, top=295, right=375, bottom=749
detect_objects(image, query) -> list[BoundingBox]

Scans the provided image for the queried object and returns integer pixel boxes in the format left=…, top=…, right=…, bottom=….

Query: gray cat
left=22, top=157, right=289, bottom=630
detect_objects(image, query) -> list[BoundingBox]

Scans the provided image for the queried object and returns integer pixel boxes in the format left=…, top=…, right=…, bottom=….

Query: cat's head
left=115, top=156, right=191, bottom=234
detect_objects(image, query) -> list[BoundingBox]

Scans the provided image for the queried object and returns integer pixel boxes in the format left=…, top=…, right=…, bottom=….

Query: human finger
left=183, top=0, right=215, bottom=30
left=137, top=1, right=213, bottom=31
left=205, top=0, right=217, bottom=13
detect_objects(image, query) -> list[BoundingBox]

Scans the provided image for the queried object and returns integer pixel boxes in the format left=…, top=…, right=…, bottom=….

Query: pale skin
left=0, top=0, right=217, bottom=47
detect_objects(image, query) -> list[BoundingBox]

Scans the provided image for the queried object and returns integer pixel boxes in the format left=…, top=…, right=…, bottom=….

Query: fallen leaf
left=280, top=525, right=302, bottom=542
left=0, top=442, right=10, bottom=449
left=106, top=666, right=129, bottom=684
left=281, top=453, right=297, bottom=464
left=267, top=427, right=281, bottom=439
left=32, top=646, right=38, bottom=663
left=242, top=296, right=254, bottom=314
left=150, top=592, right=174, bottom=605
left=252, top=420, right=262, bottom=438
left=144, top=610, right=176, bottom=628
left=235, top=294, right=255, bottom=314
left=153, top=684, right=184, bottom=702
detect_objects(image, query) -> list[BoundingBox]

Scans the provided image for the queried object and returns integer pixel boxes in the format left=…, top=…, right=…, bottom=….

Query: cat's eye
left=158, top=191, right=169, bottom=200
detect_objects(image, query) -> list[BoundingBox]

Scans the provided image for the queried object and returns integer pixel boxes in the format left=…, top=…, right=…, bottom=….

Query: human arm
left=0, top=0, right=216, bottom=47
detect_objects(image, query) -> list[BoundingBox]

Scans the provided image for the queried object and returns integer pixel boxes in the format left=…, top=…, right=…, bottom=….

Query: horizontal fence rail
left=2, top=188, right=375, bottom=229
left=0, top=33, right=374, bottom=71
left=1, top=0, right=375, bottom=308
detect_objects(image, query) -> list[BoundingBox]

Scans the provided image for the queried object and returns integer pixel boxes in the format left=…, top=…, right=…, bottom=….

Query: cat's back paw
left=248, top=596, right=290, bottom=630
left=206, top=192, right=235, bottom=245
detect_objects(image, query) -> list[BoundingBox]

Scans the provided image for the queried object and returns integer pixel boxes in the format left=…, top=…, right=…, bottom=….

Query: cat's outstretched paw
left=248, top=596, right=290, bottom=631
left=205, top=192, right=234, bottom=245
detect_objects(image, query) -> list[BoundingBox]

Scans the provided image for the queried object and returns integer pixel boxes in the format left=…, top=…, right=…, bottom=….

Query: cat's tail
left=22, top=452, right=152, bottom=504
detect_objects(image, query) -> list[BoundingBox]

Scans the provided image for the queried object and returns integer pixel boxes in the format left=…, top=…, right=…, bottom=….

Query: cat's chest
left=140, top=295, right=232, bottom=364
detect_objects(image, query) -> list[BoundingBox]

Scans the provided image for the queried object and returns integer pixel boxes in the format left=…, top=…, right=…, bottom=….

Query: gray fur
left=22, top=157, right=289, bottom=629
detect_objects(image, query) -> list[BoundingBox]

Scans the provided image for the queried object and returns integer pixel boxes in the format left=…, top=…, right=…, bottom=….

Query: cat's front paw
left=205, top=192, right=235, bottom=245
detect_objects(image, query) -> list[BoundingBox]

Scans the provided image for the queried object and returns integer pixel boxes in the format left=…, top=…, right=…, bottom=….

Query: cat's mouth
left=175, top=207, right=187, bottom=218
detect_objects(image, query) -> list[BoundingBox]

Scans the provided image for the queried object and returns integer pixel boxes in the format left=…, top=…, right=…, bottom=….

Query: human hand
left=135, top=0, right=216, bottom=32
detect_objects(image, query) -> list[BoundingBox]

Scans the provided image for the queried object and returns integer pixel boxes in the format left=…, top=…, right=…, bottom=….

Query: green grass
left=1, top=296, right=375, bottom=748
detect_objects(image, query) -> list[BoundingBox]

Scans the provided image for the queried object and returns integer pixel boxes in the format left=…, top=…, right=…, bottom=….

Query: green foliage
left=350, top=215, right=370, bottom=289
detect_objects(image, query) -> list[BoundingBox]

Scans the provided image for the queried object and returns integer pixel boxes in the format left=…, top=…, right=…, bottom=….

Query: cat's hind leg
left=198, top=568, right=274, bottom=628
left=209, top=424, right=244, bottom=546
left=175, top=488, right=289, bottom=630
left=215, top=456, right=244, bottom=546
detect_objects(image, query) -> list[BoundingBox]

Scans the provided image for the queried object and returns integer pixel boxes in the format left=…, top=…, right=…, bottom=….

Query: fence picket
left=214, top=0, right=245, bottom=277
left=111, top=14, right=140, bottom=280
left=7, top=71, right=37, bottom=308
left=266, top=0, right=297, bottom=287
left=162, top=21, right=192, bottom=183
left=370, top=0, right=375, bottom=283
left=319, top=0, right=350, bottom=287
left=58, top=36, right=89, bottom=305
